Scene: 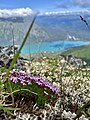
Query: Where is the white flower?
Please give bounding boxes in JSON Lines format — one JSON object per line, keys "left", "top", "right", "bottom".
{"left": 61, "top": 110, "right": 71, "bottom": 119}
{"left": 60, "top": 59, "right": 66, "bottom": 63}
{"left": 72, "top": 113, "right": 76, "bottom": 119}
{"left": 78, "top": 115, "right": 88, "bottom": 120}
{"left": 62, "top": 110, "right": 76, "bottom": 119}
{"left": 53, "top": 82, "right": 57, "bottom": 87}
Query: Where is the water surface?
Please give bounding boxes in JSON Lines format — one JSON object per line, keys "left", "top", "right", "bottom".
{"left": 21, "top": 40, "right": 90, "bottom": 55}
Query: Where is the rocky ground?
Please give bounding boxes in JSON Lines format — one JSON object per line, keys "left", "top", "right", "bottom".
{"left": 0, "top": 45, "right": 29, "bottom": 71}
{"left": 0, "top": 45, "right": 90, "bottom": 120}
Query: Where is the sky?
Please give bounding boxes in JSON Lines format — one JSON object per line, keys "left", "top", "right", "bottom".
{"left": 0, "top": 0, "right": 90, "bottom": 17}
{"left": 0, "top": 0, "right": 90, "bottom": 11}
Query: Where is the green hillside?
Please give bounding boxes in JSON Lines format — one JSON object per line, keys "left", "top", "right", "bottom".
{"left": 61, "top": 44, "right": 90, "bottom": 64}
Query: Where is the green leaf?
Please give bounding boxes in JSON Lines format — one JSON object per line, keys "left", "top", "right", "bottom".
{"left": 87, "top": 107, "right": 90, "bottom": 115}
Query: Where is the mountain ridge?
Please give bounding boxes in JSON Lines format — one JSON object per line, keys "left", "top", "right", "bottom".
{"left": 0, "top": 17, "right": 50, "bottom": 46}
{"left": 0, "top": 13, "right": 90, "bottom": 46}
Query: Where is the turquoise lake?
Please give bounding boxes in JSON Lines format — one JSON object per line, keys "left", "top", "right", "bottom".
{"left": 21, "top": 40, "right": 90, "bottom": 55}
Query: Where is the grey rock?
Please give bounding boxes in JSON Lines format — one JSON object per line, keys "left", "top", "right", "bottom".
{"left": 0, "top": 60, "right": 5, "bottom": 67}
{"left": 0, "top": 45, "right": 29, "bottom": 71}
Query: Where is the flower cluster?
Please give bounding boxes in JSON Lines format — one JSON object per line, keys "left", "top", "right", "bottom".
{"left": 9, "top": 71, "right": 60, "bottom": 96}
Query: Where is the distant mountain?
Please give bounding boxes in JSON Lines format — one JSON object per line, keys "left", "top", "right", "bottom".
{"left": 0, "top": 12, "right": 90, "bottom": 46}
{"left": 36, "top": 14, "right": 90, "bottom": 41}
{"left": 0, "top": 17, "right": 24, "bottom": 23}
{"left": 0, "top": 17, "right": 50, "bottom": 46}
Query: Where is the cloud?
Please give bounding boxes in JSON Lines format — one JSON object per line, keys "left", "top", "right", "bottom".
{"left": 40, "top": 9, "right": 90, "bottom": 16}
{"left": 74, "top": 0, "right": 90, "bottom": 8}
{"left": 40, "top": 11, "right": 74, "bottom": 16}
{"left": 55, "top": 0, "right": 90, "bottom": 9}
{"left": 55, "top": 0, "right": 73, "bottom": 9}
{"left": 0, "top": 8, "right": 36, "bottom": 18}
